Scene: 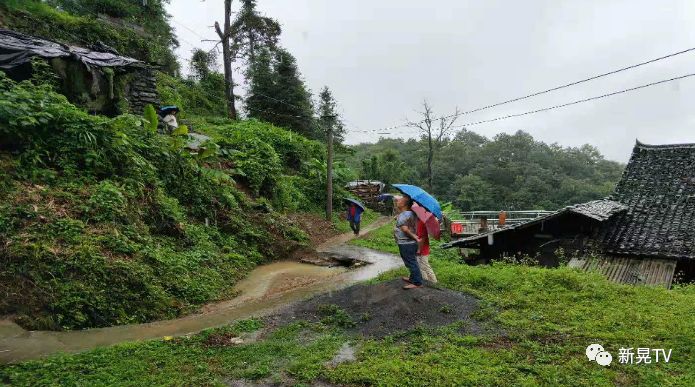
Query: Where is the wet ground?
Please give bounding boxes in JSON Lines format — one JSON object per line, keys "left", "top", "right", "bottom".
{"left": 271, "top": 278, "right": 483, "bottom": 338}
{"left": 0, "top": 223, "right": 401, "bottom": 364}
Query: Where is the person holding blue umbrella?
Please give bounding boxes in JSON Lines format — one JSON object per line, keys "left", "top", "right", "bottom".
{"left": 344, "top": 198, "right": 365, "bottom": 235}
{"left": 391, "top": 184, "right": 444, "bottom": 288}
{"left": 391, "top": 184, "right": 443, "bottom": 221}
{"left": 393, "top": 195, "right": 423, "bottom": 289}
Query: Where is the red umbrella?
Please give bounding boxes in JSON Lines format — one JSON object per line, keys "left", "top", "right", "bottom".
{"left": 412, "top": 203, "right": 441, "bottom": 240}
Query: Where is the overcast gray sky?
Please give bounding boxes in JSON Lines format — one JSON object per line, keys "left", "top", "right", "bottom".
{"left": 168, "top": 0, "right": 695, "bottom": 162}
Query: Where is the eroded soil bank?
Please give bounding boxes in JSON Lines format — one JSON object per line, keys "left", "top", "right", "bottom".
{"left": 0, "top": 228, "right": 399, "bottom": 363}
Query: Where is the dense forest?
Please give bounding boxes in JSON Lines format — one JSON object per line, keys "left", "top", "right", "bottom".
{"left": 347, "top": 130, "right": 624, "bottom": 211}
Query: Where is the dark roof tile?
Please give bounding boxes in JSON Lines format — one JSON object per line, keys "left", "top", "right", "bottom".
{"left": 596, "top": 141, "right": 695, "bottom": 259}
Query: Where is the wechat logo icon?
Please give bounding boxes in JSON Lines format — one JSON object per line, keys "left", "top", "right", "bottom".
{"left": 586, "top": 344, "right": 612, "bottom": 366}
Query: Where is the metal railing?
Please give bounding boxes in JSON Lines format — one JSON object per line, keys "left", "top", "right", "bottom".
{"left": 450, "top": 210, "right": 553, "bottom": 237}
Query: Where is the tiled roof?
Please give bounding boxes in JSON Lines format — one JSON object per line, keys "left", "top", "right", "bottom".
{"left": 569, "top": 200, "right": 627, "bottom": 221}
{"left": 596, "top": 141, "right": 695, "bottom": 259}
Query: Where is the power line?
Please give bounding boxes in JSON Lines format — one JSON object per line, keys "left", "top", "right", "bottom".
{"left": 362, "top": 72, "right": 695, "bottom": 136}
{"left": 451, "top": 72, "right": 695, "bottom": 128}
{"left": 172, "top": 31, "right": 694, "bottom": 137}
{"left": 253, "top": 91, "right": 307, "bottom": 111}
{"left": 362, "top": 46, "right": 695, "bottom": 134}
{"left": 171, "top": 19, "right": 215, "bottom": 41}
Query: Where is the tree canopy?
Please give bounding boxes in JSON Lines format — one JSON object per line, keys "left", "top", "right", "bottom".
{"left": 347, "top": 129, "right": 624, "bottom": 211}
{"left": 245, "top": 48, "right": 316, "bottom": 138}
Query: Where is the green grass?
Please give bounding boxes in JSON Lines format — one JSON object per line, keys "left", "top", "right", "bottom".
{"left": 0, "top": 75, "right": 314, "bottom": 331}
{"left": 2, "top": 222, "right": 694, "bottom": 386}
{"left": 0, "top": 319, "right": 346, "bottom": 386}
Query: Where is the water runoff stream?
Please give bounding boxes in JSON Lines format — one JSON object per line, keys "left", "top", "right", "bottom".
{"left": 0, "top": 220, "right": 400, "bottom": 363}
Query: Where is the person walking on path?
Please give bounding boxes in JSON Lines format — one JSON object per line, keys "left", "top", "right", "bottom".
{"left": 416, "top": 218, "right": 438, "bottom": 283}
{"left": 346, "top": 202, "right": 363, "bottom": 235}
{"left": 394, "top": 195, "right": 423, "bottom": 289}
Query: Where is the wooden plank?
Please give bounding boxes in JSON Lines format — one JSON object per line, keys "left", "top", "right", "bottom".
{"left": 614, "top": 258, "right": 630, "bottom": 282}
{"left": 640, "top": 259, "right": 653, "bottom": 285}
{"left": 571, "top": 256, "right": 676, "bottom": 288}
{"left": 606, "top": 258, "right": 622, "bottom": 281}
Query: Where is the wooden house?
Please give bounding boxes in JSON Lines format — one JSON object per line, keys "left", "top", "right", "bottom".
{"left": 444, "top": 141, "right": 695, "bottom": 287}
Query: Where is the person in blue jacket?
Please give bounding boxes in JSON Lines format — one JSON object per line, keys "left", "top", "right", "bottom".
{"left": 346, "top": 202, "right": 364, "bottom": 235}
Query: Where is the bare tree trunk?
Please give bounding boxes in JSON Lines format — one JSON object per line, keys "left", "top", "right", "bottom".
{"left": 407, "top": 101, "right": 460, "bottom": 191}
{"left": 215, "top": 0, "right": 237, "bottom": 120}
{"left": 248, "top": 32, "right": 256, "bottom": 64}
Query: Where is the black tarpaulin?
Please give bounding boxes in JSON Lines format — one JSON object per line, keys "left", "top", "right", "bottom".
{"left": 0, "top": 29, "right": 143, "bottom": 70}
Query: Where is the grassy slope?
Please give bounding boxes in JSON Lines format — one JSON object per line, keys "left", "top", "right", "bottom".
{"left": 0, "top": 75, "right": 324, "bottom": 331}
{"left": 3, "top": 222, "right": 693, "bottom": 386}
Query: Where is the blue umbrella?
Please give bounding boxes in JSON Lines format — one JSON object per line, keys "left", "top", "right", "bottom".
{"left": 376, "top": 193, "right": 394, "bottom": 202}
{"left": 343, "top": 197, "right": 366, "bottom": 211}
{"left": 392, "top": 184, "right": 442, "bottom": 220}
{"left": 159, "top": 105, "right": 180, "bottom": 114}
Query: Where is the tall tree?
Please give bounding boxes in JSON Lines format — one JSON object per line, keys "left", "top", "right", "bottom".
{"left": 407, "top": 100, "right": 459, "bottom": 190}
{"left": 214, "top": 0, "right": 237, "bottom": 119}
{"left": 272, "top": 49, "right": 315, "bottom": 136}
{"left": 189, "top": 48, "right": 217, "bottom": 81}
{"left": 317, "top": 86, "right": 345, "bottom": 143}
{"left": 212, "top": 0, "right": 282, "bottom": 120}
{"left": 231, "top": 0, "right": 281, "bottom": 66}
{"left": 245, "top": 48, "right": 277, "bottom": 121}
{"left": 246, "top": 49, "right": 315, "bottom": 136}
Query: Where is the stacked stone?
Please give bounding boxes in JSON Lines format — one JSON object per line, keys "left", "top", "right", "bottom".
{"left": 126, "top": 68, "right": 159, "bottom": 115}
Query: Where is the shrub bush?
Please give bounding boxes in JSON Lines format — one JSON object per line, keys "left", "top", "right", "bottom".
{"left": 217, "top": 132, "right": 283, "bottom": 195}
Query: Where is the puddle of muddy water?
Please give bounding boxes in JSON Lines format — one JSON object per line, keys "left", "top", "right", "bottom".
{"left": 0, "top": 245, "right": 401, "bottom": 364}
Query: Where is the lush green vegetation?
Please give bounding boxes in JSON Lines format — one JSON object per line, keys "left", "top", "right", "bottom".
{"left": 3, "top": 222, "right": 692, "bottom": 386}
{"left": 349, "top": 130, "right": 624, "bottom": 211}
{"left": 156, "top": 71, "right": 227, "bottom": 118}
{"left": 0, "top": 73, "right": 336, "bottom": 331}
{"left": 0, "top": 0, "right": 179, "bottom": 73}
{"left": 0, "top": 1, "right": 362, "bottom": 332}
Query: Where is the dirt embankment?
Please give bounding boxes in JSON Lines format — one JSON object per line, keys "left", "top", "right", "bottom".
{"left": 270, "top": 279, "right": 486, "bottom": 338}
{"left": 287, "top": 213, "right": 343, "bottom": 247}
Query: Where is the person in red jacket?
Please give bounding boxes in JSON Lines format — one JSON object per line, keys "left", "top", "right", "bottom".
{"left": 416, "top": 218, "right": 438, "bottom": 283}
{"left": 346, "top": 203, "right": 363, "bottom": 235}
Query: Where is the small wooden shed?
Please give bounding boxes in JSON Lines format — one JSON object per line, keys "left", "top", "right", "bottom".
{"left": 0, "top": 29, "right": 158, "bottom": 116}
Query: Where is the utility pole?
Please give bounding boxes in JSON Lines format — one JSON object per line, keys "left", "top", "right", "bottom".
{"left": 325, "top": 117, "right": 334, "bottom": 220}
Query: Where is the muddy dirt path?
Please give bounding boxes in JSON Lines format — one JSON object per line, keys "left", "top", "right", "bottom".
{"left": 0, "top": 218, "right": 399, "bottom": 364}
{"left": 315, "top": 216, "right": 392, "bottom": 252}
